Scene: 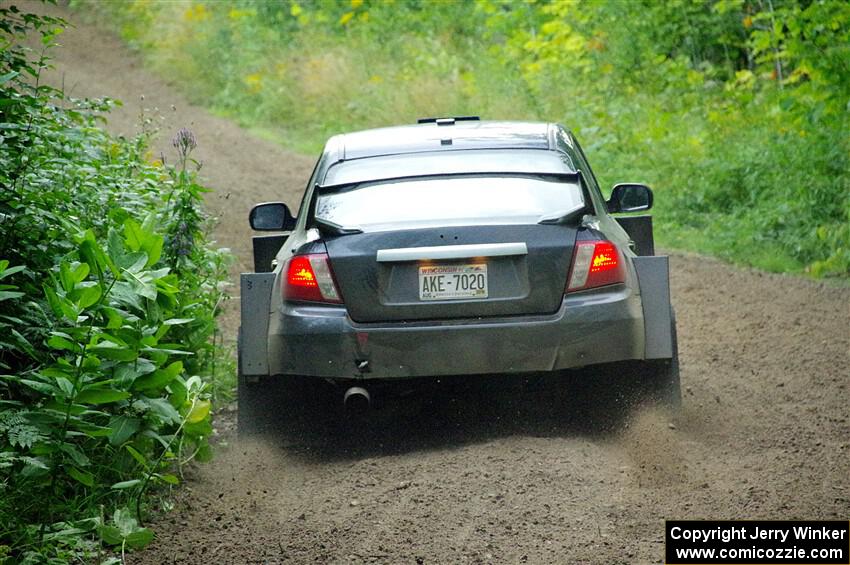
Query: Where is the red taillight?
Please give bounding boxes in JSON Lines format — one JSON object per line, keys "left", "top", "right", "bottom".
{"left": 566, "top": 240, "right": 625, "bottom": 292}
{"left": 283, "top": 253, "right": 343, "bottom": 303}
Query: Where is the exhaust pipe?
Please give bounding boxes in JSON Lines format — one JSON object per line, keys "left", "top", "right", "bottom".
{"left": 344, "top": 386, "right": 371, "bottom": 413}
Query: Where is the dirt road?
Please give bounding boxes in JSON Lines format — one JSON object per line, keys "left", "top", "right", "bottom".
{"left": 32, "top": 5, "right": 850, "bottom": 564}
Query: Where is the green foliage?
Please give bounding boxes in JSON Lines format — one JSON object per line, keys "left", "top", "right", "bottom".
{"left": 0, "top": 4, "right": 231, "bottom": 562}
{"left": 87, "top": 0, "right": 849, "bottom": 277}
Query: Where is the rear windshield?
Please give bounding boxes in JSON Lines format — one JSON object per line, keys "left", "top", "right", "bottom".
{"left": 314, "top": 175, "right": 585, "bottom": 233}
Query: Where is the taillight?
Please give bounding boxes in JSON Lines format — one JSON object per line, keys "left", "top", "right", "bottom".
{"left": 566, "top": 240, "right": 625, "bottom": 292}
{"left": 283, "top": 253, "right": 343, "bottom": 303}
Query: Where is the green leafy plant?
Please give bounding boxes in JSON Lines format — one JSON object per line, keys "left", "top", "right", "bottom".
{"left": 0, "top": 3, "right": 232, "bottom": 562}
{"left": 98, "top": 508, "right": 154, "bottom": 561}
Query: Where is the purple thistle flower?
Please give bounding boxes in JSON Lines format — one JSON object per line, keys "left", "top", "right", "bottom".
{"left": 172, "top": 128, "right": 197, "bottom": 159}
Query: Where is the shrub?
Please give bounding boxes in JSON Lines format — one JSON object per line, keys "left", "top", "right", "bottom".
{"left": 0, "top": 4, "right": 231, "bottom": 562}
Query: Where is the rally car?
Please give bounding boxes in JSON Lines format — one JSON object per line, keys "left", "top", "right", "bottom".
{"left": 239, "top": 117, "right": 679, "bottom": 433}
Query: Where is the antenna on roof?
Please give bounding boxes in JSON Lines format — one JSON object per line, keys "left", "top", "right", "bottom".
{"left": 417, "top": 116, "right": 481, "bottom": 125}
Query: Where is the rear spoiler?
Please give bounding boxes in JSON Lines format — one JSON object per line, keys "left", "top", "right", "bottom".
{"left": 314, "top": 217, "right": 363, "bottom": 236}
{"left": 538, "top": 206, "right": 587, "bottom": 226}
{"left": 315, "top": 171, "right": 581, "bottom": 194}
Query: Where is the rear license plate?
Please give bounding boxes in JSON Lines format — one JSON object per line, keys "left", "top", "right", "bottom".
{"left": 419, "top": 263, "right": 488, "bottom": 301}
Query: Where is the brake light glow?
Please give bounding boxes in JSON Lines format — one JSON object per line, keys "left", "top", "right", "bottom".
{"left": 288, "top": 257, "right": 317, "bottom": 287}
{"left": 567, "top": 241, "right": 625, "bottom": 292}
{"left": 590, "top": 242, "right": 619, "bottom": 273}
{"left": 283, "top": 254, "right": 342, "bottom": 303}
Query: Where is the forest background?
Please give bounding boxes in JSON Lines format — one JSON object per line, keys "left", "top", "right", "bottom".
{"left": 92, "top": 0, "right": 850, "bottom": 277}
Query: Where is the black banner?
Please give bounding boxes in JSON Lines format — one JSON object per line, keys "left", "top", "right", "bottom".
{"left": 665, "top": 520, "right": 849, "bottom": 564}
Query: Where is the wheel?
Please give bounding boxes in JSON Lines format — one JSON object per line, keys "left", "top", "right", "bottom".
{"left": 645, "top": 315, "right": 682, "bottom": 411}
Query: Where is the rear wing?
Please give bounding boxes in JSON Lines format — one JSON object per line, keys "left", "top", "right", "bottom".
{"left": 315, "top": 171, "right": 580, "bottom": 194}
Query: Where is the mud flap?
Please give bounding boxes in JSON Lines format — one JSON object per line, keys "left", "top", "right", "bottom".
{"left": 240, "top": 273, "right": 276, "bottom": 376}
{"left": 252, "top": 234, "right": 287, "bottom": 273}
{"left": 633, "top": 256, "right": 673, "bottom": 359}
{"left": 615, "top": 215, "right": 654, "bottom": 256}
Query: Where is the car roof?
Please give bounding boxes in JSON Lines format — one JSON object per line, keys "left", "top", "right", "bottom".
{"left": 326, "top": 120, "right": 558, "bottom": 161}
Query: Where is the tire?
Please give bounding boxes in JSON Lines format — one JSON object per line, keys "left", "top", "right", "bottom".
{"left": 645, "top": 315, "right": 682, "bottom": 411}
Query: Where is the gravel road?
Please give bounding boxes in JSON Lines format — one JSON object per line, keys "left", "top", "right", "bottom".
{"left": 29, "top": 5, "right": 850, "bottom": 564}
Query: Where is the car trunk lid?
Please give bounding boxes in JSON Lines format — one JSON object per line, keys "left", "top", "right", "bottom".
{"left": 324, "top": 225, "right": 576, "bottom": 323}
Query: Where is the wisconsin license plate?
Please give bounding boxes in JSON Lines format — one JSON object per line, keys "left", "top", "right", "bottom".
{"left": 419, "top": 263, "right": 488, "bottom": 301}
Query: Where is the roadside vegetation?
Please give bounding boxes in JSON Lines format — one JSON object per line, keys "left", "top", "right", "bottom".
{"left": 0, "top": 5, "right": 231, "bottom": 562}
{"left": 89, "top": 0, "right": 849, "bottom": 277}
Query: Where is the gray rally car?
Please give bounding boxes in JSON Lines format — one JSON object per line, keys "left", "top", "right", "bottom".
{"left": 239, "top": 117, "right": 679, "bottom": 433}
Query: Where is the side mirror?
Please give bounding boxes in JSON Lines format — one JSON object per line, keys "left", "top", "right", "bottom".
{"left": 607, "top": 183, "right": 653, "bottom": 213}
{"left": 249, "top": 202, "right": 296, "bottom": 231}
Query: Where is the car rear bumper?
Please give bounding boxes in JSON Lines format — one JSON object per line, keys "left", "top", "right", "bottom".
{"left": 268, "top": 284, "right": 645, "bottom": 380}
